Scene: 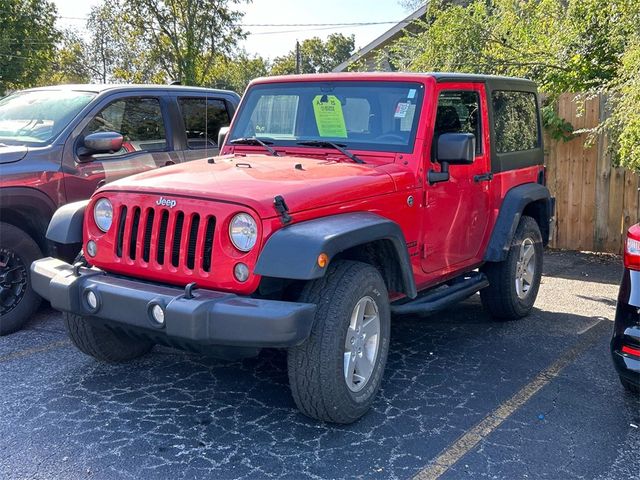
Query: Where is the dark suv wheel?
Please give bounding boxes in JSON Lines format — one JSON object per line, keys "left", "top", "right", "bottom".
{"left": 0, "top": 222, "right": 43, "bottom": 335}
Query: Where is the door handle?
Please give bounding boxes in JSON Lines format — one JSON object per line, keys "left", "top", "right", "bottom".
{"left": 473, "top": 173, "right": 493, "bottom": 183}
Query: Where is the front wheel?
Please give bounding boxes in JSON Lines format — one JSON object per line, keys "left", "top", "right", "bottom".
{"left": 64, "top": 313, "right": 153, "bottom": 362}
{"left": 480, "top": 215, "right": 543, "bottom": 320}
{"left": 287, "top": 260, "right": 390, "bottom": 424}
{"left": 0, "top": 222, "right": 43, "bottom": 335}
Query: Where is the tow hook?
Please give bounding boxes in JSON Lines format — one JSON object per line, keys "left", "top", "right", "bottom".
{"left": 183, "top": 282, "right": 198, "bottom": 299}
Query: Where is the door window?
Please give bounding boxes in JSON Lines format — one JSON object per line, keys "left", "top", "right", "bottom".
{"left": 178, "top": 97, "right": 231, "bottom": 149}
{"left": 82, "top": 97, "right": 167, "bottom": 156}
{"left": 434, "top": 90, "right": 482, "bottom": 155}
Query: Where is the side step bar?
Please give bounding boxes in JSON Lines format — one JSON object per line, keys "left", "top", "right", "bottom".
{"left": 390, "top": 272, "right": 489, "bottom": 316}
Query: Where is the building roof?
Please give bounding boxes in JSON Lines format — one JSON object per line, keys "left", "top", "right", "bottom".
{"left": 332, "top": 3, "right": 429, "bottom": 72}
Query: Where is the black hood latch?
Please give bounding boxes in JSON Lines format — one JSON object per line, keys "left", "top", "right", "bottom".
{"left": 274, "top": 195, "right": 292, "bottom": 225}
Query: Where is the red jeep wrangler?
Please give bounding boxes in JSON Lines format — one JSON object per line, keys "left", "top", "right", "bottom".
{"left": 32, "top": 73, "right": 554, "bottom": 423}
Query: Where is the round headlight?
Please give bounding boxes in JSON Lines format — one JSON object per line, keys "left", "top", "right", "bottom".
{"left": 229, "top": 213, "right": 257, "bottom": 252}
{"left": 93, "top": 198, "right": 113, "bottom": 232}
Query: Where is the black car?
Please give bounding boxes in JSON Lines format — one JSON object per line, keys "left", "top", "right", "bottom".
{"left": 611, "top": 223, "right": 640, "bottom": 393}
{"left": 0, "top": 84, "right": 240, "bottom": 335}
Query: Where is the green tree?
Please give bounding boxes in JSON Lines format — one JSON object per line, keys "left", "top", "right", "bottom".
{"left": 607, "top": 35, "right": 640, "bottom": 170}
{"left": 202, "top": 53, "right": 268, "bottom": 93}
{"left": 271, "top": 34, "right": 355, "bottom": 75}
{"left": 43, "top": 30, "right": 93, "bottom": 85}
{"left": 0, "top": 0, "right": 59, "bottom": 94}
{"left": 370, "top": 0, "right": 640, "bottom": 166}
{"left": 122, "top": 0, "right": 249, "bottom": 85}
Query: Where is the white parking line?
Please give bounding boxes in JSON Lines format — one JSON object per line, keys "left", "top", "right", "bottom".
{"left": 412, "top": 321, "right": 607, "bottom": 480}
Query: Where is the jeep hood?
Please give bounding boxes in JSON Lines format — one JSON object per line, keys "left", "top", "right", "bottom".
{"left": 0, "top": 145, "right": 28, "bottom": 164}
{"left": 102, "top": 155, "right": 402, "bottom": 219}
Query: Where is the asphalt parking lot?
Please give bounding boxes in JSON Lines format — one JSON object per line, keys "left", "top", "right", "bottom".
{"left": 1, "top": 250, "right": 638, "bottom": 479}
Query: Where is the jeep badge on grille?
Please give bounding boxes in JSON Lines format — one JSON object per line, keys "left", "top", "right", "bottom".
{"left": 156, "top": 196, "right": 177, "bottom": 208}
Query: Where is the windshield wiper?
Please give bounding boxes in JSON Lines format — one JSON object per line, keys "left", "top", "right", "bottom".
{"left": 229, "top": 137, "right": 279, "bottom": 156}
{"left": 296, "top": 140, "right": 365, "bottom": 164}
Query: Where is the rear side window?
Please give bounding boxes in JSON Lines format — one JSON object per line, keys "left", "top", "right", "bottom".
{"left": 178, "top": 98, "right": 230, "bottom": 149}
{"left": 492, "top": 91, "right": 539, "bottom": 153}
{"left": 83, "top": 97, "right": 167, "bottom": 155}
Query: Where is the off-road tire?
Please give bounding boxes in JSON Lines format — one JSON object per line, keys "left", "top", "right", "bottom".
{"left": 0, "top": 222, "right": 43, "bottom": 335}
{"left": 64, "top": 312, "right": 153, "bottom": 362}
{"left": 287, "top": 260, "right": 390, "bottom": 424}
{"left": 480, "top": 215, "right": 543, "bottom": 320}
{"left": 620, "top": 376, "right": 640, "bottom": 394}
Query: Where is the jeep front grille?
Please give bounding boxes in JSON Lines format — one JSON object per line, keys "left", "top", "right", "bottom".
{"left": 115, "top": 205, "right": 216, "bottom": 273}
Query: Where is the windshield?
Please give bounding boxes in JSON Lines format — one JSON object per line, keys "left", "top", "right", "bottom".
{"left": 228, "top": 81, "right": 425, "bottom": 154}
{"left": 0, "top": 90, "right": 96, "bottom": 146}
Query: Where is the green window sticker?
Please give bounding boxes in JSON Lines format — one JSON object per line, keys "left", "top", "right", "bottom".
{"left": 312, "top": 95, "right": 347, "bottom": 138}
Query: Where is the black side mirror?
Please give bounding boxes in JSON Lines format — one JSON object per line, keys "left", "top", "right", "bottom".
{"left": 78, "top": 131, "right": 124, "bottom": 159}
{"left": 218, "top": 126, "right": 230, "bottom": 149}
{"left": 428, "top": 133, "right": 476, "bottom": 184}
{"left": 437, "top": 133, "right": 475, "bottom": 165}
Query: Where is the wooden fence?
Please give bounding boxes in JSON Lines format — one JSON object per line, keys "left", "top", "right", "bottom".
{"left": 545, "top": 93, "right": 639, "bottom": 254}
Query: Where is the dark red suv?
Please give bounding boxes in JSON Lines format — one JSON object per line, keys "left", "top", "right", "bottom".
{"left": 0, "top": 84, "right": 240, "bottom": 334}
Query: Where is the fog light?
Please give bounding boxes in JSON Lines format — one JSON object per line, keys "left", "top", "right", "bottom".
{"left": 150, "top": 304, "right": 165, "bottom": 326}
{"left": 234, "top": 262, "right": 249, "bottom": 282}
{"left": 85, "top": 290, "right": 98, "bottom": 311}
{"left": 86, "top": 240, "right": 97, "bottom": 257}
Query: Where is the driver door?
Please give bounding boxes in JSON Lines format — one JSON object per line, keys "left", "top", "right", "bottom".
{"left": 62, "top": 94, "right": 180, "bottom": 203}
{"left": 422, "top": 84, "right": 492, "bottom": 274}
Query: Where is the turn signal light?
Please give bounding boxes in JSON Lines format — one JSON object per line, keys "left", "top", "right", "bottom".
{"left": 624, "top": 224, "right": 640, "bottom": 271}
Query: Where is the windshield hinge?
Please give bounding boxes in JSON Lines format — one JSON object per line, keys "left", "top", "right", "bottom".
{"left": 274, "top": 195, "right": 292, "bottom": 225}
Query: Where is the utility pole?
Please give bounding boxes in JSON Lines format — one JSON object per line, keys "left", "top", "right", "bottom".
{"left": 295, "top": 40, "right": 301, "bottom": 74}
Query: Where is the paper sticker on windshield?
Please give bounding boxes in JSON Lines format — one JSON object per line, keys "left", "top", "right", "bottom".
{"left": 312, "top": 95, "right": 347, "bottom": 138}
{"left": 407, "top": 89, "right": 416, "bottom": 99}
{"left": 394, "top": 102, "right": 411, "bottom": 119}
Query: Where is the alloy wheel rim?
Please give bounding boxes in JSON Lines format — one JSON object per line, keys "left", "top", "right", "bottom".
{"left": 0, "top": 248, "right": 28, "bottom": 315}
{"left": 343, "top": 296, "right": 380, "bottom": 392}
{"left": 515, "top": 238, "right": 535, "bottom": 299}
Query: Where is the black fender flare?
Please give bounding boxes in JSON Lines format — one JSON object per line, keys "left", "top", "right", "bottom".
{"left": 254, "top": 212, "right": 417, "bottom": 298}
{"left": 0, "top": 187, "right": 58, "bottom": 253}
{"left": 46, "top": 200, "right": 89, "bottom": 245}
{"left": 484, "top": 183, "right": 553, "bottom": 262}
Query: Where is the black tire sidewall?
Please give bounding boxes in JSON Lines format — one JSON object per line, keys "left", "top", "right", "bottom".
{"left": 507, "top": 217, "right": 543, "bottom": 315}
{"left": 0, "top": 222, "right": 43, "bottom": 335}
{"left": 308, "top": 262, "right": 390, "bottom": 418}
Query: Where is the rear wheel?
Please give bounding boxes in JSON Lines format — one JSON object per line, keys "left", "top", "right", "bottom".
{"left": 64, "top": 312, "right": 153, "bottom": 362}
{"left": 481, "top": 215, "right": 543, "bottom": 320}
{"left": 0, "top": 222, "right": 43, "bottom": 335}
{"left": 287, "top": 260, "right": 390, "bottom": 424}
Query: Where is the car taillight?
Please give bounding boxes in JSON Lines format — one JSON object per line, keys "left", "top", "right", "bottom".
{"left": 624, "top": 224, "right": 640, "bottom": 270}
{"left": 622, "top": 344, "right": 640, "bottom": 357}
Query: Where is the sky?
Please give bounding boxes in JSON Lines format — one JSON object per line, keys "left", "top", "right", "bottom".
{"left": 53, "top": 0, "right": 411, "bottom": 60}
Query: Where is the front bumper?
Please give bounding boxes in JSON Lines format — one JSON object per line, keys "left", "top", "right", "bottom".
{"left": 611, "top": 268, "right": 640, "bottom": 387}
{"left": 31, "top": 257, "right": 317, "bottom": 348}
